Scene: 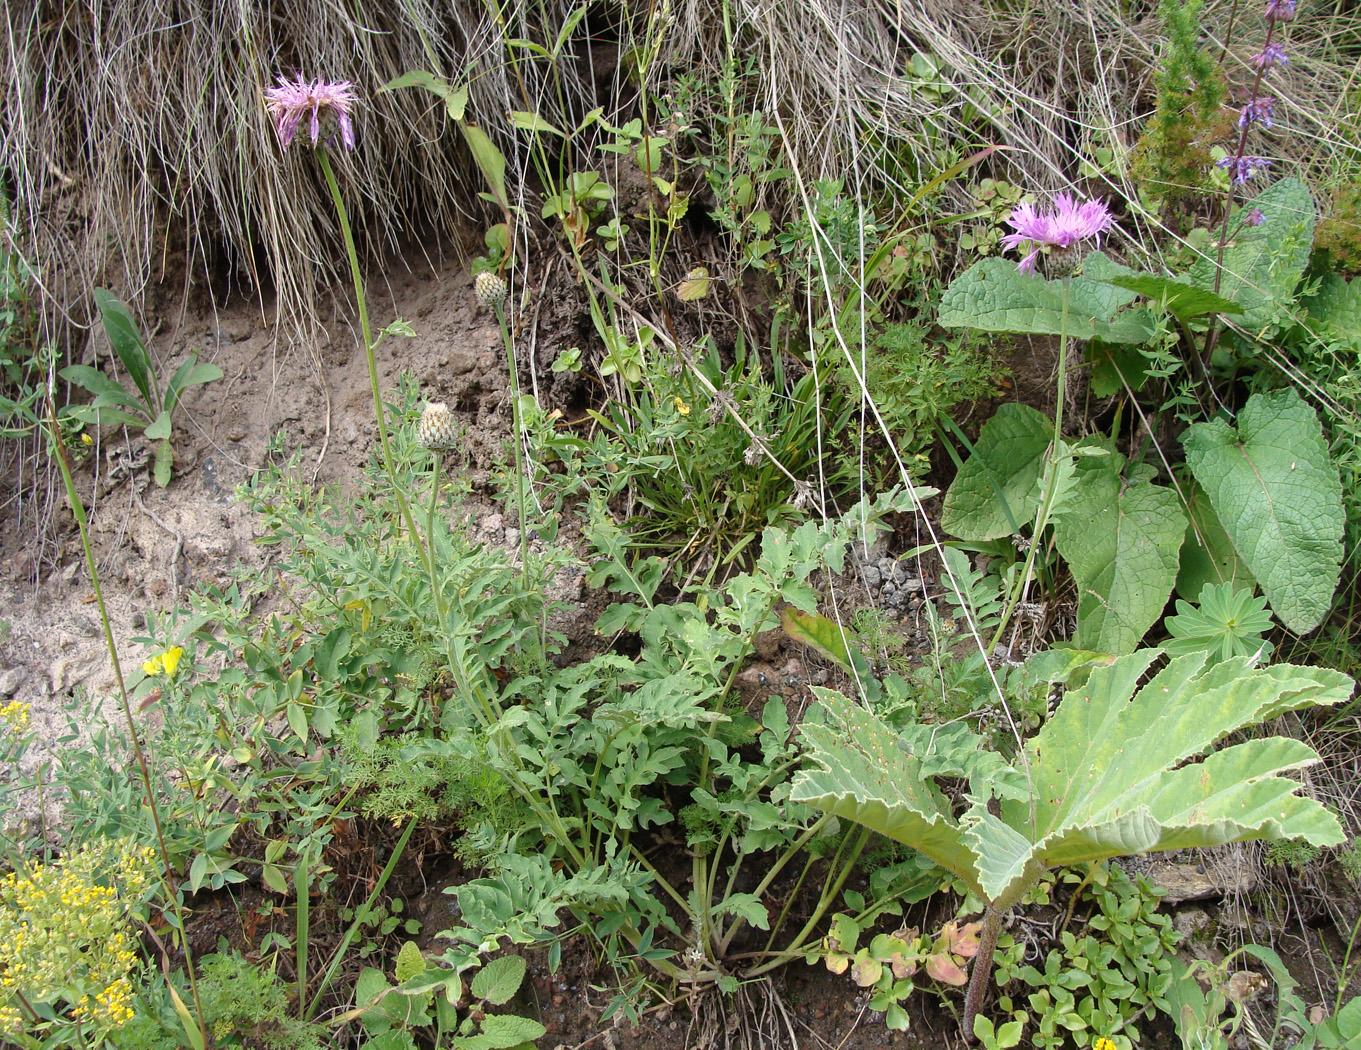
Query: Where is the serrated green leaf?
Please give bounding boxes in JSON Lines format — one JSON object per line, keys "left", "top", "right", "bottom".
{"left": 716, "top": 892, "right": 770, "bottom": 930}
{"left": 1303, "top": 273, "right": 1361, "bottom": 350}
{"left": 1052, "top": 458, "right": 1186, "bottom": 654}
{"left": 471, "top": 955, "right": 526, "bottom": 1005}
{"left": 395, "top": 941, "right": 426, "bottom": 983}
{"left": 466, "top": 1014, "right": 546, "bottom": 1049}
{"left": 1182, "top": 388, "right": 1344, "bottom": 633}
{"left": 1187, "top": 178, "right": 1315, "bottom": 328}
{"left": 790, "top": 691, "right": 981, "bottom": 895}
{"left": 941, "top": 403, "right": 1052, "bottom": 541}
{"left": 938, "top": 252, "right": 1139, "bottom": 338}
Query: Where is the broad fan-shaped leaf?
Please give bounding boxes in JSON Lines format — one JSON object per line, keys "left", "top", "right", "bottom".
{"left": 791, "top": 690, "right": 979, "bottom": 892}
{"left": 793, "top": 652, "right": 1351, "bottom": 909}
{"left": 941, "top": 404, "right": 1052, "bottom": 541}
{"left": 1182, "top": 388, "right": 1344, "bottom": 633}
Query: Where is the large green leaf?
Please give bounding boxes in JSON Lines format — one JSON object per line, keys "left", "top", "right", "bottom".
{"left": 1303, "top": 273, "right": 1361, "bottom": 351}
{"left": 794, "top": 651, "right": 1351, "bottom": 909}
{"left": 1182, "top": 388, "right": 1344, "bottom": 633}
{"left": 1175, "top": 479, "right": 1254, "bottom": 601}
{"left": 941, "top": 404, "right": 1052, "bottom": 541}
{"left": 1052, "top": 459, "right": 1186, "bottom": 654}
{"left": 791, "top": 691, "right": 979, "bottom": 894}
{"left": 1187, "top": 178, "right": 1315, "bottom": 329}
{"left": 938, "top": 252, "right": 1149, "bottom": 341}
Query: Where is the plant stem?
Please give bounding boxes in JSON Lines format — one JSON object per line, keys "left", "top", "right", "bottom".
{"left": 1202, "top": 19, "right": 1277, "bottom": 363}
{"left": 45, "top": 400, "right": 207, "bottom": 1045}
{"left": 317, "top": 148, "right": 421, "bottom": 547}
{"left": 989, "top": 284, "right": 1070, "bottom": 657}
{"left": 493, "top": 300, "right": 531, "bottom": 584}
{"left": 306, "top": 816, "right": 417, "bottom": 1020}
{"left": 962, "top": 904, "right": 1004, "bottom": 1043}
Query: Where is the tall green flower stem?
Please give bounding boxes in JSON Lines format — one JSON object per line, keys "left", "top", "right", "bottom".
{"left": 45, "top": 400, "right": 207, "bottom": 1047}
{"left": 988, "top": 284, "right": 1071, "bottom": 658}
{"left": 491, "top": 300, "right": 531, "bottom": 583}
{"left": 317, "top": 148, "right": 422, "bottom": 550}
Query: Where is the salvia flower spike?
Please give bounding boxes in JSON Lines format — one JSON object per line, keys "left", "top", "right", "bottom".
{"left": 998, "top": 192, "right": 1115, "bottom": 273}
{"left": 1265, "top": 0, "right": 1296, "bottom": 21}
{"left": 1251, "top": 43, "right": 1289, "bottom": 69}
{"left": 265, "top": 74, "right": 358, "bottom": 151}
{"left": 1217, "top": 154, "right": 1272, "bottom": 185}
{"left": 1238, "top": 96, "right": 1276, "bottom": 129}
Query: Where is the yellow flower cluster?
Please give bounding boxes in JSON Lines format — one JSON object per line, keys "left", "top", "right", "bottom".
{"left": 0, "top": 700, "right": 29, "bottom": 732}
{"left": 0, "top": 840, "right": 155, "bottom": 1038}
{"left": 142, "top": 645, "right": 184, "bottom": 678}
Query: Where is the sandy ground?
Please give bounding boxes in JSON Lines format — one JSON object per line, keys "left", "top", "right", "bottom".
{"left": 0, "top": 256, "right": 512, "bottom": 825}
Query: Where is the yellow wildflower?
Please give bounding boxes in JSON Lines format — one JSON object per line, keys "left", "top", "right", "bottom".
{"left": 141, "top": 645, "right": 184, "bottom": 678}
{"left": 0, "top": 700, "right": 29, "bottom": 732}
{"left": 0, "top": 841, "right": 152, "bottom": 1037}
{"left": 673, "top": 396, "right": 691, "bottom": 416}
{"left": 1093, "top": 1039, "right": 1117, "bottom": 1050}
{"left": 80, "top": 432, "right": 94, "bottom": 447}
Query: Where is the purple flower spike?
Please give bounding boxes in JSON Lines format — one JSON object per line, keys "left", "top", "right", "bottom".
{"left": 1238, "top": 96, "right": 1276, "bottom": 129}
{"left": 1251, "top": 43, "right": 1289, "bottom": 69}
{"left": 1265, "top": 0, "right": 1296, "bottom": 21}
{"left": 1245, "top": 208, "right": 1266, "bottom": 226}
{"left": 999, "top": 192, "right": 1115, "bottom": 273}
{"left": 265, "top": 75, "right": 358, "bottom": 150}
{"left": 1216, "top": 155, "right": 1272, "bottom": 185}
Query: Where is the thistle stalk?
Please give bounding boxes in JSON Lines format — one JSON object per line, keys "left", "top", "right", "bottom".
{"left": 317, "top": 147, "right": 422, "bottom": 549}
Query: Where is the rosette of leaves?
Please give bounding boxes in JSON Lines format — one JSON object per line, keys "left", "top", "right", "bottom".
{"left": 1164, "top": 583, "right": 1274, "bottom": 664}
{"left": 61, "top": 289, "right": 222, "bottom": 485}
{"left": 791, "top": 648, "right": 1353, "bottom": 1039}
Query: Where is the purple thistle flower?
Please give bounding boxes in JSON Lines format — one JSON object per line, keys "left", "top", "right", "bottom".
{"left": 1265, "top": 0, "right": 1296, "bottom": 20}
{"left": 265, "top": 75, "right": 358, "bottom": 150}
{"left": 1251, "top": 43, "right": 1289, "bottom": 69}
{"left": 1245, "top": 207, "right": 1266, "bottom": 226}
{"left": 999, "top": 192, "right": 1115, "bottom": 273}
{"left": 1216, "top": 155, "right": 1272, "bottom": 185}
{"left": 1237, "top": 96, "right": 1276, "bottom": 129}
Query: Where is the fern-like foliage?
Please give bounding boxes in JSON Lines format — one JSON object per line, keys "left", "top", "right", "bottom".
{"left": 792, "top": 649, "right": 1351, "bottom": 910}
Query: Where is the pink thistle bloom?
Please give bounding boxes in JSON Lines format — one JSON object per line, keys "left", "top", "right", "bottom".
{"left": 999, "top": 193, "right": 1115, "bottom": 273}
{"left": 265, "top": 74, "right": 358, "bottom": 150}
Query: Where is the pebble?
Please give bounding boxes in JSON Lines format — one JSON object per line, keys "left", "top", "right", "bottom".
{"left": 0, "top": 666, "right": 26, "bottom": 697}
